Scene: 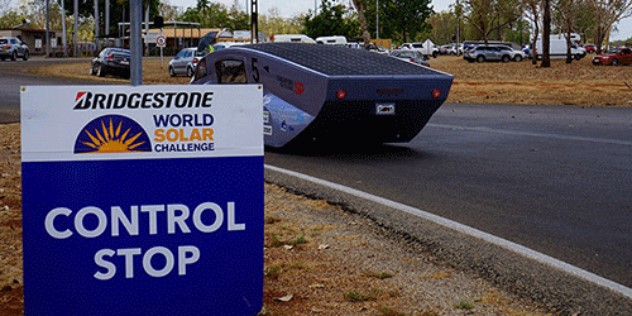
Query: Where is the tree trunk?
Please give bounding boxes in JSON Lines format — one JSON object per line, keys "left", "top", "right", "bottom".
{"left": 351, "top": 0, "right": 371, "bottom": 49}
{"left": 566, "top": 28, "right": 572, "bottom": 63}
{"left": 532, "top": 23, "right": 538, "bottom": 65}
{"left": 541, "top": 0, "right": 551, "bottom": 68}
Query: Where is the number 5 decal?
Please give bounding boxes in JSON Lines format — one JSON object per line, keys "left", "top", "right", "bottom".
{"left": 251, "top": 58, "right": 260, "bottom": 82}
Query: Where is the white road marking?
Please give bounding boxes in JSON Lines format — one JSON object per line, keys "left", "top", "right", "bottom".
{"left": 265, "top": 164, "right": 632, "bottom": 299}
{"left": 428, "top": 123, "right": 632, "bottom": 146}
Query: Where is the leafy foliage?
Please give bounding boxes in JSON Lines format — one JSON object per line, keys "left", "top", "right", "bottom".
{"left": 303, "top": 0, "right": 359, "bottom": 39}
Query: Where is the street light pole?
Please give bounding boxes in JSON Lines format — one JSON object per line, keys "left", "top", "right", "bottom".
{"left": 376, "top": 0, "right": 379, "bottom": 39}
{"left": 60, "top": 0, "right": 67, "bottom": 56}
{"left": 130, "top": 0, "right": 143, "bottom": 85}
{"left": 73, "top": 0, "right": 78, "bottom": 57}
{"left": 45, "top": 0, "right": 50, "bottom": 57}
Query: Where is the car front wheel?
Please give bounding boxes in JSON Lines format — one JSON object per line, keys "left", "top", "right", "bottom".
{"left": 11, "top": 51, "right": 17, "bottom": 61}
{"left": 186, "top": 66, "right": 194, "bottom": 77}
{"left": 22, "top": 51, "right": 29, "bottom": 61}
{"left": 169, "top": 66, "right": 176, "bottom": 77}
{"left": 476, "top": 55, "right": 485, "bottom": 63}
{"left": 513, "top": 55, "right": 522, "bottom": 62}
{"left": 501, "top": 55, "right": 510, "bottom": 63}
{"left": 611, "top": 58, "right": 619, "bottom": 66}
{"left": 96, "top": 64, "right": 105, "bottom": 77}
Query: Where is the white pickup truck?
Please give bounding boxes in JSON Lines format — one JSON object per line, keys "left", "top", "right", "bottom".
{"left": 401, "top": 40, "right": 439, "bottom": 58}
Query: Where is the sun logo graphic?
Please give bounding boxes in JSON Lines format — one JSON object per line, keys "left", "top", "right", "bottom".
{"left": 74, "top": 115, "right": 152, "bottom": 154}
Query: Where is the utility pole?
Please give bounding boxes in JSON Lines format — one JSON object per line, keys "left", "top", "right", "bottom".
{"left": 73, "top": 0, "right": 78, "bottom": 57}
{"left": 251, "top": 0, "right": 258, "bottom": 43}
{"left": 94, "top": 0, "right": 100, "bottom": 52}
{"left": 376, "top": 0, "right": 379, "bottom": 39}
{"left": 105, "top": 0, "right": 110, "bottom": 46}
{"left": 45, "top": 0, "right": 50, "bottom": 57}
{"left": 130, "top": 0, "right": 143, "bottom": 85}
{"left": 60, "top": 0, "right": 67, "bottom": 56}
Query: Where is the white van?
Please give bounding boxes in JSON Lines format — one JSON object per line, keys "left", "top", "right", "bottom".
{"left": 270, "top": 34, "right": 316, "bottom": 44}
{"left": 534, "top": 33, "right": 586, "bottom": 60}
{"left": 315, "top": 36, "right": 348, "bottom": 45}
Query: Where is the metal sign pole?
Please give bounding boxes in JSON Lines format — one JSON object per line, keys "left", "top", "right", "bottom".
{"left": 160, "top": 28, "right": 164, "bottom": 69}
{"left": 130, "top": 0, "right": 142, "bottom": 85}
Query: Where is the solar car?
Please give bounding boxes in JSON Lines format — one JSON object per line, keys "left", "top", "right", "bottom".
{"left": 191, "top": 43, "right": 453, "bottom": 148}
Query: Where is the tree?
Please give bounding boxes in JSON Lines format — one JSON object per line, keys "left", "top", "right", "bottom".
{"left": 590, "top": 0, "right": 632, "bottom": 53}
{"left": 181, "top": 1, "right": 229, "bottom": 27}
{"left": 350, "top": 0, "right": 371, "bottom": 47}
{"left": 427, "top": 11, "right": 458, "bottom": 44}
{"left": 303, "top": 0, "right": 358, "bottom": 39}
{"left": 541, "top": 0, "right": 552, "bottom": 67}
{"left": 555, "top": 0, "right": 576, "bottom": 63}
{"left": 227, "top": 0, "right": 249, "bottom": 30}
{"left": 381, "top": 0, "right": 433, "bottom": 43}
{"left": 0, "top": 10, "right": 25, "bottom": 29}
{"left": 259, "top": 7, "right": 304, "bottom": 36}
{"left": 463, "top": 0, "right": 522, "bottom": 44}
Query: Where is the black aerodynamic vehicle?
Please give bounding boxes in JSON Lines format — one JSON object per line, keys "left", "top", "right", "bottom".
{"left": 90, "top": 48, "right": 131, "bottom": 79}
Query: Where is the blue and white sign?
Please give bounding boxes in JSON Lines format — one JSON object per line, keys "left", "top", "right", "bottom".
{"left": 21, "top": 85, "right": 264, "bottom": 315}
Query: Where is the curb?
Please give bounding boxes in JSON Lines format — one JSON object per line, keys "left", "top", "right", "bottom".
{"left": 265, "top": 165, "right": 632, "bottom": 314}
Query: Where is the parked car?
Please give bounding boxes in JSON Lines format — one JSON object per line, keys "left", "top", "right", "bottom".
{"left": 168, "top": 47, "right": 204, "bottom": 77}
{"left": 0, "top": 36, "right": 29, "bottom": 61}
{"left": 583, "top": 43, "right": 596, "bottom": 54}
{"left": 388, "top": 49, "right": 430, "bottom": 67}
{"left": 498, "top": 45, "right": 528, "bottom": 61}
{"left": 464, "top": 45, "right": 513, "bottom": 63}
{"left": 592, "top": 47, "right": 632, "bottom": 66}
{"left": 439, "top": 44, "right": 458, "bottom": 55}
{"left": 90, "top": 48, "right": 130, "bottom": 79}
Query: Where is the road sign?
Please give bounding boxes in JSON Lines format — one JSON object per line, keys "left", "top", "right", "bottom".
{"left": 156, "top": 35, "right": 166, "bottom": 47}
{"left": 144, "top": 32, "right": 161, "bottom": 44}
{"left": 21, "top": 85, "right": 264, "bottom": 315}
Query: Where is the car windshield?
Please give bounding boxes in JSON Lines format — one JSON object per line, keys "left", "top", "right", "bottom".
{"left": 396, "top": 51, "right": 415, "bottom": 58}
{"left": 0, "top": 39, "right": 6, "bottom": 44}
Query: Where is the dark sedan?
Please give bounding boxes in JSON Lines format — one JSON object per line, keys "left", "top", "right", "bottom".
{"left": 90, "top": 48, "right": 131, "bottom": 79}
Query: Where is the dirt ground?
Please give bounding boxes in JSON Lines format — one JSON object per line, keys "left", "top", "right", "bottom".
{"left": 31, "top": 53, "right": 632, "bottom": 107}
{"left": 0, "top": 123, "right": 550, "bottom": 315}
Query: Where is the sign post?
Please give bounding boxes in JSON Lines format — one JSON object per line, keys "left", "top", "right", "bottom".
{"left": 156, "top": 33, "right": 166, "bottom": 68}
{"left": 21, "top": 85, "right": 264, "bottom": 315}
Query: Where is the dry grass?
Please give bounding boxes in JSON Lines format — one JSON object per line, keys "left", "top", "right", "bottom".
{"left": 430, "top": 55, "right": 632, "bottom": 106}
{"left": 31, "top": 54, "right": 632, "bottom": 107}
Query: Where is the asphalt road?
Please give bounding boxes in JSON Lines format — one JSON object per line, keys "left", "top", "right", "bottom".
{"left": 266, "top": 103, "right": 632, "bottom": 288}
{"left": 2, "top": 59, "right": 630, "bottom": 288}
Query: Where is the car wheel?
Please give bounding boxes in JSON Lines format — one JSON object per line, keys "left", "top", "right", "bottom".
{"left": 186, "top": 66, "right": 194, "bottom": 77}
{"left": 611, "top": 58, "right": 619, "bottom": 66}
{"left": 513, "top": 55, "right": 522, "bottom": 62}
{"left": 96, "top": 64, "right": 105, "bottom": 77}
{"left": 22, "top": 51, "right": 29, "bottom": 61}
{"left": 11, "top": 51, "right": 17, "bottom": 61}
{"left": 89, "top": 65, "right": 95, "bottom": 75}
{"left": 432, "top": 52, "right": 438, "bottom": 58}
{"left": 169, "top": 66, "right": 176, "bottom": 77}
{"left": 501, "top": 55, "right": 510, "bottom": 63}
{"left": 574, "top": 54, "right": 582, "bottom": 61}
{"left": 476, "top": 55, "right": 485, "bottom": 63}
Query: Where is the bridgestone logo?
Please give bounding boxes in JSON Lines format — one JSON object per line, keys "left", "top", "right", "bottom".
{"left": 74, "top": 91, "right": 214, "bottom": 110}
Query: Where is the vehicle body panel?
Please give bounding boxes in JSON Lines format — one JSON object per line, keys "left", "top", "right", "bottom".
{"left": 0, "top": 36, "right": 29, "bottom": 61}
{"left": 191, "top": 43, "right": 453, "bottom": 148}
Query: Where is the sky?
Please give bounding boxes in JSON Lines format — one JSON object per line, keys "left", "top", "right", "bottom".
{"left": 7, "top": 0, "right": 632, "bottom": 41}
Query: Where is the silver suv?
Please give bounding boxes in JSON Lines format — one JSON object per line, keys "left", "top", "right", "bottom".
{"left": 0, "top": 37, "right": 29, "bottom": 61}
{"left": 464, "top": 46, "right": 512, "bottom": 63}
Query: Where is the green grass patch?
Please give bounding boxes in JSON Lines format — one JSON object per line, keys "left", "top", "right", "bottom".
{"left": 344, "top": 291, "right": 376, "bottom": 302}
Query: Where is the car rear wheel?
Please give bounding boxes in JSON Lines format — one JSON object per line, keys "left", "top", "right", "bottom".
{"left": 186, "top": 66, "right": 194, "bottom": 77}
{"left": 501, "top": 55, "right": 510, "bottom": 63}
{"left": 22, "top": 51, "right": 29, "bottom": 61}
{"left": 476, "top": 55, "right": 485, "bottom": 63}
{"left": 611, "top": 58, "right": 619, "bottom": 66}
{"left": 11, "top": 51, "right": 17, "bottom": 61}
{"left": 513, "top": 55, "right": 522, "bottom": 62}
{"left": 169, "top": 66, "right": 176, "bottom": 77}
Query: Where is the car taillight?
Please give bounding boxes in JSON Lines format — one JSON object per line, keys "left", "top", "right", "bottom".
{"left": 107, "top": 55, "right": 113, "bottom": 61}
{"left": 432, "top": 89, "right": 441, "bottom": 99}
{"left": 336, "top": 89, "right": 346, "bottom": 100}
{"left": 193, "top": 57, "right": 199, "bottom": 63}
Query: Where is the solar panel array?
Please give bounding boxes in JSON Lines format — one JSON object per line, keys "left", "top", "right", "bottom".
{"left": 240, "top": 43, "right": 442, "bottom": 76}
